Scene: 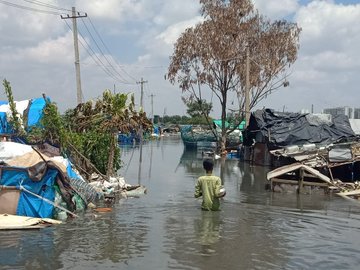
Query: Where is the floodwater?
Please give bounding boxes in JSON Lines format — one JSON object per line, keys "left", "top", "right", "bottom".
{"left": 1, "top": 136, "right": 360, "bottom": 270}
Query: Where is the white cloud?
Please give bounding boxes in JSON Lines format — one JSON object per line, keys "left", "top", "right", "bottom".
{"left": 76, "top": 0, "right": 144, "bottom": 22}
{"left": 1, "top": 0, "right": 359, "bottom": 117}
{"left": 0, "top": 2, "right": 64, "bottom": 47}
{"left": 156, "top": 17, "right": 203, "bottom": 46}
{"left": 253, "top": 0, "right": 299, "bottom": 19}
{"left": 296, "top": 1, "right": 360, "bottom": 53}
{"left": 150, "top": 0, "right": 200, "bottom": 26}
{"left": 23, "top": 32, "right": 74, "bottom": 64}
{"left": 292, "top": 1, "right": 360, "bottom": 107}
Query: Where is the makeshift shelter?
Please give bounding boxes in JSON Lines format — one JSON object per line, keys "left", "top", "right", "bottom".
{"left": 242, "top": 109, "right": 356, "bottom": 166}
{"left": 0, "top": 97, "right": 48, "bottom": 136}
{"left": 243, "top": 109, "right": 356, "bottom": 148}
{"left": 247, "top": 110, "right": 360, "bottom": 198}
{"left": 0, "top": 142, "right": 99, "bottom": 219}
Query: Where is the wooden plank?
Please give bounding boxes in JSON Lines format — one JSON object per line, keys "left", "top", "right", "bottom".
{"left": 337, "top": 189, "right": 360, "bottom": 196}
{"left": 271, "top": 178, "right": 329, "bottom": 187}
{"left": 302, "top": 165, "right": 332, "bottom": 184}
{"left": 268, "top": 163, "right": 333, "bottom": 185}
{"left": 299, "top": 168, "right": 304, "bottom": 193}
{"left": 267, "top": 163, "right": 303, "bottom": 180}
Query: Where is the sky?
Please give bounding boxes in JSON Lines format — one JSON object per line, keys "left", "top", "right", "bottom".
{"left": 0, "top": 0, "right": 359, "bottom": 118}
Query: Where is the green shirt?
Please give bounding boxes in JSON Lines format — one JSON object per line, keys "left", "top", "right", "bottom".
{"left": 194, "top": 173, "right": 222, "bottom": 211}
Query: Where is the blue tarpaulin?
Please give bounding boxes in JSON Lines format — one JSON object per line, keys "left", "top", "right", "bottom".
{"left": 0, "top": 167, "right": 58, "bottom": 218}
{"left": 27, "top": 98, "right": 47, "bottom": 128}
{"left": 0, "top": 112, "right": 12, "bottom": 134}
{"left": 0, "top": 97, "right": 48, "bottom": 135}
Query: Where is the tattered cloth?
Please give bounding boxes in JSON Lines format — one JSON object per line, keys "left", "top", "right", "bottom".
{"left": 243, "top": 109, "right": 356, "bottom": 148}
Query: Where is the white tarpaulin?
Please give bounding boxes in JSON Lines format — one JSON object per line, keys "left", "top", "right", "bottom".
{"left": 0, "top": 141, "right": 33, "bottom": 162}
{"left": 349, "top": 119, "right": 360, "bottom": 135}
{"left": 0, "top": 100, "right": 30, "bottom": 129}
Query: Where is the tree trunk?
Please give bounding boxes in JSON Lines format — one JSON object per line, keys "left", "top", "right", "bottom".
{"left": 220, "top": 85, "right": 227, "bottom": 154}
{"left": 220, "top": 135, "right": 226, "bottom": 156}
{"left": 106, "top": 131, "right": 116, "bottom": 179}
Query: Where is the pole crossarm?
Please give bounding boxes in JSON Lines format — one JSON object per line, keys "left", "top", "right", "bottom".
{"left": 60, "top": 13, "right": 87, "bottom": 19}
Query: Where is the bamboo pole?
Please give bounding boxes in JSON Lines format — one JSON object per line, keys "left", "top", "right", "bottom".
{"left": 298, "top": 168, "right": 304, "bottom": 194}
{"left": 67, "top": 141, "right": 106, "bottom": 180}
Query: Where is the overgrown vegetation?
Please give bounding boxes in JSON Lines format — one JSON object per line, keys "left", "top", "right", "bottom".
{"left": 3, "top": 80, "right": 152, "bottom": 180}
{"left": 3, "top": 79, "right": 25, "bottom": 135}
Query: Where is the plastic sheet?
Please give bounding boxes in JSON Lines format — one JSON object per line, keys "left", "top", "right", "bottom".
{"left": 243, "top": 109, "right": 356, "bottom": 148}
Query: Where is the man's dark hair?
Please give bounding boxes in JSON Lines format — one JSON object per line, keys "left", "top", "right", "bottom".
{"left": 203, "top": 159, "right": 214, "bottom": 172}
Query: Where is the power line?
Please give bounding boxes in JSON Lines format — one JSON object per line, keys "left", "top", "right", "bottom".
{"left": 77, "top": 33, "right": 135, "bottom": 85}
{"left": 63, "top": 20, "right": 133, "bottom": 85}
{"left": 2, "top": 0, "right": 138, "bottom": 86}
{"left": 87, "top": 16, "right": 138, "bottom": 82}
{"left": 22, "top": 0, "right": 72, "bottom": 12}
{"left": 80, "top": 17, "right": 133, "bottom": 84}
{"left": 0, "top": 0, "right": 61, "bottom": 15}
{"left": 65, "top": 21, "right": 123, "bottom": 83}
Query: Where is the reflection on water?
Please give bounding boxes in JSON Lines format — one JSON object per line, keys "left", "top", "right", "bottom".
{"left": 195, "top": 211, "right": 222, "bottom": 247}
{"left": 1, "top": 137, "right": 360, "bottom": 269}
{"left": 0, "top": 229, "right": 59, "bottom": 269}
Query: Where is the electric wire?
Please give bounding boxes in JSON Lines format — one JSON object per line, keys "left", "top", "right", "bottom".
{"left": 64, "top": 20, "right": 135, "bottom": 85}
{"left": 0, "top": 0, "right": 61, "bottom": 15}
{"left": 2, "top": 0, "right": 139, "bottom": 85}
{"left": 64, "top": 20, "right": 121, "bottom": 83}
{"left": 80, "top": 17, "right": 133, "bottom": 84}
{"left": 87, "top": 16, "right": 138, "bottom": 82}
{"left": 22, "top": 0, "right": 72, "bottom": 12}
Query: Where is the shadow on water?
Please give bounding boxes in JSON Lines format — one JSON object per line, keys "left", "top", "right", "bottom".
{"left": 1, "top": 137, "right": 360, "bottom": 269}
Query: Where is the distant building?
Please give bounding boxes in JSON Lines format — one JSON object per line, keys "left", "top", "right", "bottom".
{"left": 354, "top": 108, "right": 360, "bottom": 119}
{"left": 322, "top": 106, "right": 360, "bottom": 119}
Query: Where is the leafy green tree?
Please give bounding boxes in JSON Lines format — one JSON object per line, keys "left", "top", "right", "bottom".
{"left": 186, "top": 99, "right": 212, "bottom": 118}
{"left": 2, "top": 79, "right": 24, "bottom": 135}
{"left": 68, "top": 90, "right": 152, "bottom": 178}
{"left": 167, "top": 0, "right": 301, "bottom": 152}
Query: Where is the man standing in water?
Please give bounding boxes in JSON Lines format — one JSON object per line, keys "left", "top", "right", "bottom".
{"left": 195, "top": 159, "right": 225, "bottom": 211}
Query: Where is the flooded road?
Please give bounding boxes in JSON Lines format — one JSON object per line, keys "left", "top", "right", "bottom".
{"left": 1, "top": 136, "right": 360, "bottom": 269}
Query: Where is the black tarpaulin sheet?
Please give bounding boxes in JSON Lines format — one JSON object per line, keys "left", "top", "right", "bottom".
{"left": 243, "top": 109, "right": 356, "bottom": 147}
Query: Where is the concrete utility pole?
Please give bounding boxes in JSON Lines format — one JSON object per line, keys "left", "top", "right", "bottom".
{"left": 149, "top": 94, "right": 155, "bottom": 124}
{"left": 245, "top": 45, "right": 250, "bottom": 127}
{"left": 61, "top": 7, "right": 87, "bottom": 105}
{"left": 136, "top": 78, "right": 148, "bottom": 161}
{"left": 136, "top": 78, "right": 148, "bottom": 110}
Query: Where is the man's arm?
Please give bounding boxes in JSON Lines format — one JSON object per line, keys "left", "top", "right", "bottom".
{"left": 214, "top": 177, "right": 221, "bottom": 197}
{"left": 194, "top": 178, "right": 202, "bottom": 198}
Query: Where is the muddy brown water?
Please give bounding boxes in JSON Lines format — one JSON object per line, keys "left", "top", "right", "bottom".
{"left": 1, "top": 136, "right": 360, "bottom": 269}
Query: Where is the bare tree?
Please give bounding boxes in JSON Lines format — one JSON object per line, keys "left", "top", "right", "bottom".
{"left": 167, "top": 0, "right": 301, "bottom": 153}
